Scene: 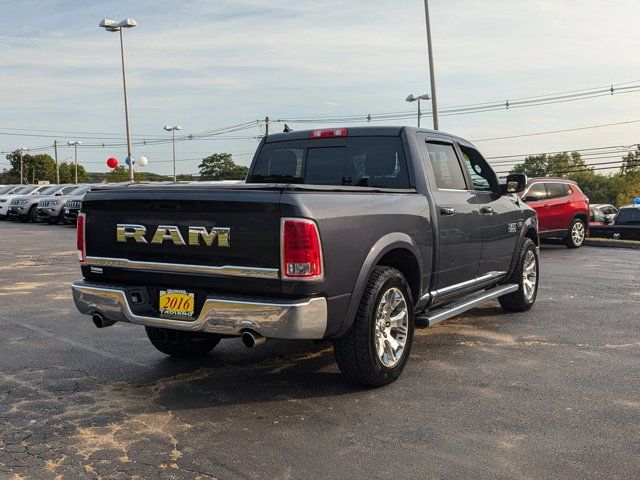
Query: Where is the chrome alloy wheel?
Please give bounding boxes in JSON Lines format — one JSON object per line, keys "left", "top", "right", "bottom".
{"left": 522, "top": 249, "right": 538, "bottom": 302}
{"left": 374, "top": 287, "right": 409, "bottom": 368}
{"left": 571, "top": 221, "right": 585, "bottom": 246}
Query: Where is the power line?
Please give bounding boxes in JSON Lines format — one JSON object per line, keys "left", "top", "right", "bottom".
{"left": 276, "top": 81, "right": 640, "bottom": 124}
{"left": 472, "top": 118, "right": 640, "bottom": 142}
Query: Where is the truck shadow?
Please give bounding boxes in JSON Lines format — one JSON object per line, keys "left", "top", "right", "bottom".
{"left": 133, "top": 304, "right": 520, "bottom": 412}
{"left": 137, "top": 340, "right": 366, "bottom": 411}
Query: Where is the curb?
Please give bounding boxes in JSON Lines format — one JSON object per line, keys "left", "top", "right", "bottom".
{"left": 584, "top": 239, "right": 640, "bottom": 250}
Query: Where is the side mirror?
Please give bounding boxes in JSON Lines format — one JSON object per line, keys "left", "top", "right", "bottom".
{"left": 604, "top": 217, "right": 611, "bottom": 225}
{"left": 501, "top": 173, "right": 527, "bottom": 195}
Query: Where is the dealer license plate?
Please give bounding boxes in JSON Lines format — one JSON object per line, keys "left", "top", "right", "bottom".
{"left": 159, "top": 289, "right": 195, "bottom": 318}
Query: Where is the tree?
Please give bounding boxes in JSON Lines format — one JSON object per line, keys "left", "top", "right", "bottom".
{"left": 510, "top": 151, "right": 593, "bottom": 178}
{"left": 510, "top": 155, "right": 549, "bottom": 177}
{"left": 198, "top": 153, "right": 248, "bottom": 181}
{"left": 58, "top": 162, "right": 89, "bottom": 183}
{"left": 3, "top": 150, "right": 57, "bottom": 184}
{"left": 621, "top": 146, "right": 640, "bottom": 173}
{"left": 108, "top": 165, "right": 130, "bottom": 182}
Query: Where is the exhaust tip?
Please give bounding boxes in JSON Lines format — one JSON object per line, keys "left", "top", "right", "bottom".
{"left": 92, "top": 312, "right": 116, "bottom": 328}
{"left": 241, "top": 331, "right": 266, "bottom": 348}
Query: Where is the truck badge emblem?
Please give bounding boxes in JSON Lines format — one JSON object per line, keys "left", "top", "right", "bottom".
{"left": 116, "top": 224, "right": 230, "bottom": 247}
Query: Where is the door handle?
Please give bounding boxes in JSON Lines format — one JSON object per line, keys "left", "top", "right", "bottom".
{"left": 480, "top": 206, "right": 495, "bottom": 215}
{"left": 440, "top": 207, "right": 455, "bottom": 216}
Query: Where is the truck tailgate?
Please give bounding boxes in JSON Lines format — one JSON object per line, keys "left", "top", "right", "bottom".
{"left": 81, "top": 186, "right": 282, "bottom": 294}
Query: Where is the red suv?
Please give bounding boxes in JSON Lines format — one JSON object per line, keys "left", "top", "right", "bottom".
{"left": 520, "top": 178, "right": 589, "bottom": 248}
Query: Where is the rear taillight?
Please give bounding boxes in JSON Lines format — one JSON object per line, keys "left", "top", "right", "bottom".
{"left": 310, "top": 128, "right": 347, "bottom": 139}
{"left": 281, "top": 218, "right": 323, "bottom": 279}
{"left": 77, "top": 213, "right": 86, "bottom": 262}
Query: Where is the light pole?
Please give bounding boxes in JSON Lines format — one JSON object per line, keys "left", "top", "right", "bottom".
{"left": 423, "top": 0, "right": 439, "bottom": 130}
{"left": 99, "top": 18, "right": 137, "bottom": 182}
{"left": 405, "top": 94, "right": 431, "bottom": 127}
{"left": 163, "top": 125, "right": 182, "bottom": 181}
{"left": 18, "top": 147, "right": 27, "bottom": 185}
{"left": 68, "top": 140, "right": 82, "bottom": 183}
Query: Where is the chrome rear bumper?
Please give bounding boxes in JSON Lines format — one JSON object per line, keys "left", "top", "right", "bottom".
{"left": 71, "top": 280, "right": 327, "bottom": 339}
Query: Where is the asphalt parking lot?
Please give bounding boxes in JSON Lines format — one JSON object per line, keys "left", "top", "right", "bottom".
{"left": 0, "top": 221, "right": 638, "bottom": 479}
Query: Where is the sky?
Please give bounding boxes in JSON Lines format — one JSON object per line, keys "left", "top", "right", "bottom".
{"left": 1, "top": 0, "right": 640, "bottom": 176}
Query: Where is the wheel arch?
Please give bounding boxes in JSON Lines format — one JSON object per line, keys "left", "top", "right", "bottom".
{"left": 506, "top": 216, "right": 539, "bottom": 278}
{"left": 335, "top": 233, "right": 422, "bottom": 337}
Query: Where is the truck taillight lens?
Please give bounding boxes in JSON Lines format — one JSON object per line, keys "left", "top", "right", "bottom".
{"left": 282, "top": 218, "right": 323, "bottom": 279}
{"left": 77, "top": 213, "right": 86, "bottom": 262}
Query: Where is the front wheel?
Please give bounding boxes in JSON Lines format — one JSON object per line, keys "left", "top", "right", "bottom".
{"left": 499, "top": 238, "right": 538, "bottom": 312}
{"left": 564, "top": 218, "right": 586, "bottom": 248}
{"left": 146, "top": 327, "right": 221, "bottom": 357}
{"left": 333, "top": 266, "right": 414, "bottom": 387}
{"left": 27, "top": 206, "right": 38, "bottom": 223}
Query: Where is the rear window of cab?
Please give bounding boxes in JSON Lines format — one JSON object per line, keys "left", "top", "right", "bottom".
{"left": 247, "top": 137, "right": 411, "bottom": 189}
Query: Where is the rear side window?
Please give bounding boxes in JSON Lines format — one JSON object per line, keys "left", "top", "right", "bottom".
{"left": 524, "top": 183, "right": 547, "bottom": 202}
{"left": 249, "top": 137, "right": 411, "bottom": 189}
{"left": 425, "top": 142, "right": 467, "bottom": 190}
{"left": 546, "top": 182, "right": 567, "bottom": 199}
{"left": 616, "top": 208, "right": 640, "bottom": 224}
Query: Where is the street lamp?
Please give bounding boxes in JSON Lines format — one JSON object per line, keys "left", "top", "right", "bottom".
{"left": 68, "top": 140, "right": 82, "bottom": 183}
{"left": 163, "top": 125, "right": 182, "bottom": 182}
{"left": 423, "top": 0, "right": 439, "bottom": 130}
{"left": 99, "top": 17, "right": 138, "bottom": 182}
{"left": 18, "top": 147, "right": 27, "bottom": 185}
{"left": 405, "top": 94, "right": 431, "bottom": 127}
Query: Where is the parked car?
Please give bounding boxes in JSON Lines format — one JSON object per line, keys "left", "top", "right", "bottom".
{"left": 591, "top": 203, "right": 618, "bottom": 223}
{"left": 63, "top": 184, "right": 129, "bottom": 225}
{"left": 0, "top": 185, "right": 24, "bottom": 219}
{"left": 2, "top": 185, "right": 53, "bottom": 219}
{"left": 588, "top": 204, "right": 640, "bottom": 241}
{"left": 7, "top": 184, "right": 76, "bottom": 222}
{"left": 589, "top": 206, "right": 610, "bottom": 226}
{"left": 614, "top": 204, "right": 640, "bottom": 225}
{"left": 520, "top": 178, "right": 589, "bottom": 248}
{"left": 36, "top": 185, "right": 92, "bottom": 224}
{"left": 63, "top": 198, "right": 82, "bottom": 225}
{"left": 72, "top": 126, "right": 539, "bottom": 387}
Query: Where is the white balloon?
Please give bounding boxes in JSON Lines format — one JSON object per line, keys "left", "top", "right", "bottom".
{"left": 138, "top": 155, "right": 149, "bottom": 167}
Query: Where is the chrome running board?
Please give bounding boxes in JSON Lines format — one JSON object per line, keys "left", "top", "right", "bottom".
{"left": 416, "top": 284, "right": 518, "bottom": 327}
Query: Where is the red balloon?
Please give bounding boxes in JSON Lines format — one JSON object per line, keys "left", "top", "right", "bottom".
{"left": 107, "top": 157, "right": 118, "bottom": 168}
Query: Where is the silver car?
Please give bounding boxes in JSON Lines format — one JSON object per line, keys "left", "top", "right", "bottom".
{"left": 36, "top": 185, "right": 92, "bottom": 224}
{"left": 7, "top": 184, "right": 76, "bottom": 222}
{"left": 0, "top": 185, "right": 24, "bottom": 219}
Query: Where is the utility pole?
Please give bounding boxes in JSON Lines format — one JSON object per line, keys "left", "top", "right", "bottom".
{"left": 19, "top": 149, "right": 24, "bottom": 185}
{"left": 423, "top": 0, "right": 439, "bottom": 130}
{"left": 265, "top": 116, "right": 270, "bottom": 136}
{"left": 54, "top": 140, "right": 60, "bottom": 184}
{"left": 68, "top": 140, "right": 82, "bottom": 183}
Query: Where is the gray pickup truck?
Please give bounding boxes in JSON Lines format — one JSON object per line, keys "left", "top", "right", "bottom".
{"left": 72, "top": 126, "right": 538, "bottom": 386}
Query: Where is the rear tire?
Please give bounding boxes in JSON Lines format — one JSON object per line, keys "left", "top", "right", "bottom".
{"left": 499, "top": 238, "right": 538, "bottom": 312}
{"left": 564, "top": 218, "right": 586, "bottom": 248}
{"left": 146, "top": 327, "right": 221, "bottom": 357}
{"left": 333, "top": 266, "right": 414, "bottom": 387}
